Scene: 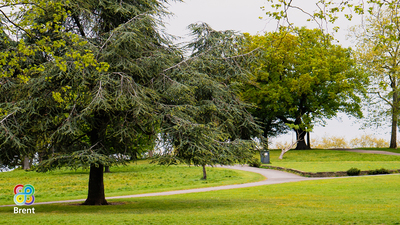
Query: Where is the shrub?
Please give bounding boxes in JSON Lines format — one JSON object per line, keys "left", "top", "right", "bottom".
{"left": 311, "top": 135, "right": 348, "bottom": 149}
{"left": 347, "top": 167, "right": 361, "bottom": 176}
{"left": 274, "top": 141, "right": 296, "bottom": 150}
{"left": 248, "top": 157, "right": 261, "bottom": 168}
{"left": 368, "top": 168, "right": 390, "bottom": 175}
{"left": 349, "top": 134, "right": 389, "bottom": 148}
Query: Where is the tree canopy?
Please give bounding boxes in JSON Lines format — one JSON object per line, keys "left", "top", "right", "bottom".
{"left": 241, "top": 27, "right": 368, "bottom": 149}
{"left": 260, "top": 0, "right": 400, "bottom": 148}
{"left": 0, "top": 0, "right": 261, "bottom": 204}
{"left": 351, "top": 5, "right": 400, "bottom": 148}
{"left": 155, "top": 23, "right": 261, "bottom": 180}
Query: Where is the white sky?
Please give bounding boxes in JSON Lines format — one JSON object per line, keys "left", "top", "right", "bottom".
{"left": 163, "top": 0, "right": 392, "bottom": 146}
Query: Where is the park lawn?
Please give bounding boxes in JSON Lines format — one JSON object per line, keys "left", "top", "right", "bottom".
{"left": 267, "top": 161, "right": 400, "bottom": 172}
{"left": 266, "top": 149, "right": 400, "bottom": 172}
{"left": 1, "top": 175, "right": 399, "bottom": 224}
{"left": 0, "top": 160, "right": 263, "bottom": 205}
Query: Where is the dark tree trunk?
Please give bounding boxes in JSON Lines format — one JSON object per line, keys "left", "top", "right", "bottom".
{"left": 295, "top": 129, "right": 309, "bottom": 150}
{"left": 82, "top": 164, "right": 108, "bottom": 205}
{"left": 390, "top": 86, "right": 398, "bottom": 149}
{"left": 293, "top": 116, "right": 310, "bottom": 150}
{"left": 104, "top": 166, "right": 110, "bottom": 173}
{"left": 390, "top": 113, "right": 397, "bottom": 149}
{"left": 83, "top": 112, "right": 109, "bottom": 205}
{"left": 23, "top": 156, "right": 30, "bottom": 170}
{"left": 39, "top": 151, "right": 44, "bottom": 163}
{"left": 306, "top": 132, "right": 311, "bottom": 149}
{"left": 202, "top": 165, "right": 207, "bottom": 180}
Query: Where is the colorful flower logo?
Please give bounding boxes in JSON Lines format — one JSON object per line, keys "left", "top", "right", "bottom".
{"left": 14, "top": 184, "right": 35, "bottom": 206}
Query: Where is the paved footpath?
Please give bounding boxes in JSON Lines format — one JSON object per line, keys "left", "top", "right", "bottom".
{"left": 2, "top": 149, "right": 397, "bottom": 207}
{"left": 1, "top": 166, "right": 324, "bottom": 207}
{"left": 336, "top": 149, "right": 400, "bottom": 156}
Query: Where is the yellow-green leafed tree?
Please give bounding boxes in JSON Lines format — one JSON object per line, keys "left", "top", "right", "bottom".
{"left": 351, "top": 5, "right": 400, "bottom": 149}
{"left": 241, "top": 27, "right": 368, "bottom": 150}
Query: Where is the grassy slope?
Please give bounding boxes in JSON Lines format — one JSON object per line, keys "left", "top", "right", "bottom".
{"left": 1, "top": 175, "right": 399, "bottom": 224}
{"left": 0, "top": 160, "right": 263, "bottom": 205}
{"left": 267, "top": 149, "right": 400, "bottom": 172}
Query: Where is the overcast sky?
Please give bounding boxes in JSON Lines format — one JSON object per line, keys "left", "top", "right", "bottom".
{"left": 163, "top": 0, "right": 390, "bottom": 146}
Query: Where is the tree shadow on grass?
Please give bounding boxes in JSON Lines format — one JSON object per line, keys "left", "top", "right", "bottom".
{"left": 15, "top": 198, "right": 269, "bottom": 214}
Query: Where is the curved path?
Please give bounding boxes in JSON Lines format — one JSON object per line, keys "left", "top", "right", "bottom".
{"left": 2, "top": 149, "right": 397, "bottom": 207}
{"left": 337, "top": 149, "right": 400, "bottom": 156}
{"left": 0, "top": 166, "right": 324, "bottom": 207}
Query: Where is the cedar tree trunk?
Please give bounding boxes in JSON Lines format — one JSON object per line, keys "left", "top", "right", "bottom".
{"left": 23, "top": 156, "right": 30, "bottom": 170}
{"left": 82, "top": 164, "right": 108, "bottom": 205}
{"left": 202, "top": 165, "right": 207, "bottom": 180}
{"left": 39, "top": 152, "right": 44, "bottom": 163}
{"left": 83, "top": 112, "right": 109, "bottom": 205}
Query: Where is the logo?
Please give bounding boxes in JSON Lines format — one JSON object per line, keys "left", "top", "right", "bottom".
{"left": 13, "top": 184, "right": 35, "bottom": 206}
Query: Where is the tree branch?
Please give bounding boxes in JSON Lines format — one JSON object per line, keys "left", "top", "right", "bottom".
{"left": 278, "top": 130, "right": 305, "bottom": 159}
{"left": 98, "top": 12, "right": 151, "bottom": 55}
{"left": 0, "top": 3, "right": 44, "bottom": 9}
{"left": 372, "top": 91, "right": 394, "bottom": 107}
{"left": 0, "top": 9, "right": 32, "bottom": 38}
{"left": 0, "top": 110, "right": 17, "bottom": 124}
{"left": 222, "top": 47, "right": 261, "bottom": 60}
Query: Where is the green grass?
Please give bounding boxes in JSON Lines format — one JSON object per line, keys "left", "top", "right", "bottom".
{"left": 0, "top": 160, "right": 264, "bottom": 205}
{"left": 267, "top": 149, "right": 400, "bottom": 172}
{"left": 1, "top": 175, "right": 399, "bottom": 224}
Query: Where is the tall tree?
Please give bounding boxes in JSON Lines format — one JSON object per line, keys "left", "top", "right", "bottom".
{"left": 242, "top": 27, "right": 367, "bottom": 150}
{"left": 156, "top": 23, "right": 261, "bottom": 180}
{"left": 0, "top": 0, "right": 260, "bottom": 205}
{"left": 351, "top": 5, "right": 400, "bottom": 149}
{"left": 1, "top": 0, "right": 180, "bottom": 205}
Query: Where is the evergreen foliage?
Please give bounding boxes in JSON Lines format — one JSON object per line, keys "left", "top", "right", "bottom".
{"left": 0, "top": 0, "right": 261, "bottom": 204}
{"left": 155, "top": 24, "right": 261, "bottom": 179}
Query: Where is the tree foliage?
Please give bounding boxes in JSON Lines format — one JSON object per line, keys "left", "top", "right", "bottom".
{"left": 351, "top": 5, "right": 400, "bottom": 148}
{"left": 263, "top": 0, "right": 400, "bottom": 33}
{"left": 0, "top": 0, "right": 261, "bottom": 204}
{"left": 153, "top": 23, "right": 261, "bottom": 180}
{"left": 242, "top": 27, "right": 367, "bottom": 149}
{"left": 262, "top": 0, "right": 400, "bottom": 148}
